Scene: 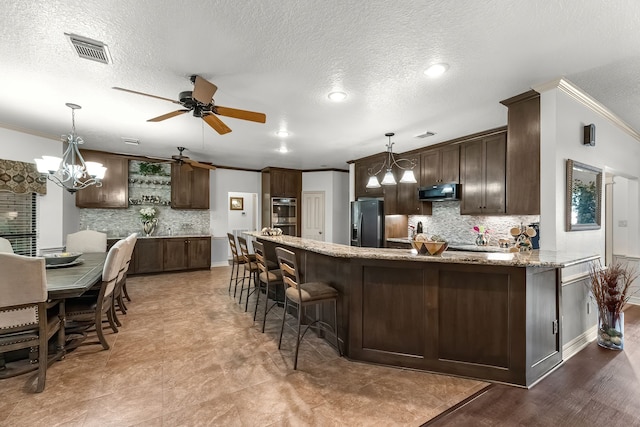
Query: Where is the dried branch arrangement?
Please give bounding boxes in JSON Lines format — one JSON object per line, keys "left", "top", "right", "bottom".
{"left": 588, "top": 259, "right": 639, "bottom": 327}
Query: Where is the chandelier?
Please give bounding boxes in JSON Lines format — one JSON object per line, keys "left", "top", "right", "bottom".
{"left": 366, "top": 132, "right": 417, "bottom": 188}
{"left": 35, "top": 103, "right": 106, "bottom": 193}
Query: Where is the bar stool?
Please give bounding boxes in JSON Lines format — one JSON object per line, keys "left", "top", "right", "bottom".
{"left": 252, "top": 241, "right": 284, "bottom": 332}
{"left": 227, "top": 233, "right": 254, "bottom": 298}
{"left": 237, "top": 236, "right": 259, "bottom": 311}
{"left": 275, "top": 247, "right": 341, "bottom": 370}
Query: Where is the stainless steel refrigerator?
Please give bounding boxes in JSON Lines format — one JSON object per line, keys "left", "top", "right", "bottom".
{"left": 350, "top": 199, "right": 385, "bottom": 247}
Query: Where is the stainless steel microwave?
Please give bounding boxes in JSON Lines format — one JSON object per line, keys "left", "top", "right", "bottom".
{"left": 418, "top": 183, "right": 461, "bottom": 201}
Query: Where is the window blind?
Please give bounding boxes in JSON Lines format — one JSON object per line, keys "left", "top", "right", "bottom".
{"left": 0, "top": 191, "right": 37, "bottom": 256}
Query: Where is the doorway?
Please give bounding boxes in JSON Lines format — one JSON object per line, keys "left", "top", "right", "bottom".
{"left": 302, "top": 191, "right": 325, "bottom": 241}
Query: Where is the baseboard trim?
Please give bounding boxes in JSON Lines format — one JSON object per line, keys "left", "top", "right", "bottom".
{"left": 210, "top": 261, "right": 229, "bottom": 268}
{"left": 563, "top": 325, "right": 597, "bottom": 361}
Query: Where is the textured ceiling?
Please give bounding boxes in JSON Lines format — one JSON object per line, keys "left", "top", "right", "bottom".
{"left": 1, "top": 1, "right": 639, "bottom": 170}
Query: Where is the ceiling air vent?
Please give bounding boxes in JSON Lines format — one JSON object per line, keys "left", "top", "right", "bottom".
{"left": 415, "top": 131, "right": 436, "bottom": 139}
{"left": 65, "top": 33, "right": 111, "bottom": 64}
{"left": 121, "top": 137, "right": 139, "bottom": 146}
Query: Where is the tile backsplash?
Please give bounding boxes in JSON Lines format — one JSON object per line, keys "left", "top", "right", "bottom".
{"left": 77, "top": 160, "right": 210, "bottom": 238}
{"left": 408, "top": 201, "right": 539, "bottom": 245}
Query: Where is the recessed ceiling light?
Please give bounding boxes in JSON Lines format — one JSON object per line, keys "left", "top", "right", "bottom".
{"left": 424, "top": 63, "right": 449, "bottom": 78}
{"left": 278, "top": 146, "right": 289, "bottom": 154}
{"left": 328, "top": 91, "right": 347, "bottom": 102}
{"left": 276, "top": 130, "right": 289, "bottom": 137}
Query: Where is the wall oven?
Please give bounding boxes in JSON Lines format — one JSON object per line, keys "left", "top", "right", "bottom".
{"left": 271, "top": 197, "right": 297, "bottom": 236}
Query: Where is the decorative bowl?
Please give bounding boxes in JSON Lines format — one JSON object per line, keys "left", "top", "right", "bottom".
{"left": 411, "top": 240, "right": 448, "bottom": 256}
{"left": 42, "top": 252, "right": 83, "bottom": 266}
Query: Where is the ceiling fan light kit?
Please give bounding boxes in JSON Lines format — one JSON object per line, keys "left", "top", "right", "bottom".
{"left": 34, "top": 103, "right": 107, "bottom": 193}
{"left": 366, "top": 132, "right": 417, "bottom": 189}
{"left": 113, "top": 75, "right": 266, "bottom": 135}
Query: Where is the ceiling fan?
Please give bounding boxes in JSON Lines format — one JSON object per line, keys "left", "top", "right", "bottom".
{"left": 144, "top": 146, "right": 216, "bottom": 171}
{"left": 113, "top": 75, "right": 266, "bottom": 135}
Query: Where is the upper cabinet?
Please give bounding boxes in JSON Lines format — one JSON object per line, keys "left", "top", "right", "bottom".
{"left": 170, "top": 164, "right": 210, "bottom": 209}
{"left": 76, "top": 150, "right": 128, "bottom": 208}
{"left": 396, "top": 156, "right": 431, "bottom": 215}
{"left": 460, "top": 132, "right": 507, "bottom": 215}
{"left": 501, "top": 91, "right": 541, "bottom": 215}
{"left": 420, "top": 145, "right": 460, "bottom": 186}
{"left": 267, "top": 168, "right": 302, "bottom": 198}
{"left": 354, "top": 154, "right": 385, "bottom": 199}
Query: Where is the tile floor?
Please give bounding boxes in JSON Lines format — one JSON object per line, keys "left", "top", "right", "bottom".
{"left": 1, "top": 267, "right": 489, "bottom": 426}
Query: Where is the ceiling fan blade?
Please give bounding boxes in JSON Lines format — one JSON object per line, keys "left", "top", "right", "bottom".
{"left": 192, "top": 76, "right": 218, "bottom": 104}
{"left": 184, "top": 159, "right": 216, "bottom": 170}
{"left": 148, "top": 110, "right": 189, "bottom": 122}
{"left": 215, "top": 106, "right": 266, "bottom": 123}
{"left": 180, "top": 161, "right": 194, "bottom": 172}
{"left": 202, "top": 114, "right": 232, "bottom": 135}
{"left": 112, "top": 87, "right": 180, "bottom": 104}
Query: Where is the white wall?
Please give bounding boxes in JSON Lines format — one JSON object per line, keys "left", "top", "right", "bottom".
{"left": 209, "top": 168, "right": 261, "bottom": 266}
{"left": 538, "top": 83, "right": 640, "bottom": 259}
{"left": 302, "top": 171, "right": 349, "bottom": 245}
{"left": 0, "top": 127, "right": 66, "bottom": 249}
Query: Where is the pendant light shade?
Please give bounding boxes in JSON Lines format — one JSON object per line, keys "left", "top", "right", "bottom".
{"left": 381, "top": 170, "right": 397, "bottom": 185}
{"left": 399, "top": 170, "right": 417, "bottom": 184}
{"left": 366, "top": 175, "right": 381, "bottom": 188}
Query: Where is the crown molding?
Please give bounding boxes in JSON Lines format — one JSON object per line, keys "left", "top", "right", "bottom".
{"left": 533, "top": 77, "right": 640, "bottom": 142}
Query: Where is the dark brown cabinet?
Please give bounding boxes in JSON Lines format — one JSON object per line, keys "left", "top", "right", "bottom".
{"left": 501, "top": 91, "right": 541, "bottom": 215}
{"left": 396, "top": 157, "right": 431, "bottom": 215}
{"left": 354, "top": 154, "right": 385, "bottom": 199}
{"left": 163, "top": 237, "right": 211, "bottom": 271}
{"left": 460, "top": 133, "right": 506, "bottom": 215}
{"left": 261, "top": 168, "right": 302, "bottom": 234}
{"left": 108, "top": 236, "right": 211, "bottom": 275}
{"left": 133, "top": 238, "right": 164, "bottom": 274}
{"left": 420, "top": 145, "right": 460, "bottom": 186}
{"left": 171, "top": 164, "right": 210, "bottom": 209}
{"left": 76, "top": 150, "right": 128, "bottom": 208}
{"left": 267, "top": 168, "right": 301, "bottom": 198}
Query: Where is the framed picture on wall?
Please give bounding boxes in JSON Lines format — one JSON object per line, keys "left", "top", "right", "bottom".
{"left": 230, "top": 197, "right": 244, "bottom": 210}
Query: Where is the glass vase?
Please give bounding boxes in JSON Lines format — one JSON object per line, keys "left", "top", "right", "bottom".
{"left": 475, "top": 233, "right": 488, "bottom": 246}
{"left": 142, "top": 218, "right": 158, "bottom": 237}
{"left": 597, "top": 310, "right": 624, "bottom": 350}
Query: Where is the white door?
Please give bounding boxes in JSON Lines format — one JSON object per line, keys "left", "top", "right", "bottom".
{"left": 302, "top": 191, "right": 325, "bottom": 241}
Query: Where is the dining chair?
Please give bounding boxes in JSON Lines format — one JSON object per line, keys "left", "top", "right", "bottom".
{"left": 252, "top": 241, "right": 284, "bottom": 332}
{"left": 66, "top": 230, "right": 107, "bottom": 253}
{"left": 275, "top": 247, "right": 341, "bottom": 370}
{"left": 64, "top": 239, "right": 125, "bottom": 350}
{"left": 0, "top": 237, "right": 14, "bottom": 253}
{"left": 111, "top": 234, "right": 137, "bottom": 326}
{"left": 121, "top": 233, "right": 138, "bottom": 303}
{"left": 237, "top": 236, "right": 259, "bottom": 311}
{"left": 0, "top": 253, "right": 62, "bottom": 392}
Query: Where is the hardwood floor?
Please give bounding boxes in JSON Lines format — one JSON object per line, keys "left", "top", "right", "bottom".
{"left": 427, "top": 305, "right": 640, "bottom": 426}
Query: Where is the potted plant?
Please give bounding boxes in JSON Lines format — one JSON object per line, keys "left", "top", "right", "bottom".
{"left": 588, "top": 259, "right": 638, "bottom": 350}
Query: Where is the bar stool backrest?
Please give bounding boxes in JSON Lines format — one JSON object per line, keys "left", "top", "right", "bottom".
{"left": 253, "top": 241, "right": 268, "bottom": 275}
{"left": 227, "top": 233, "right": 240, "bottom": 260}
{"left": 275, "top": 247, "right": 301, "bottom": 298}
{"left": 237, "top": 236, "right": 256, "bottom": 269}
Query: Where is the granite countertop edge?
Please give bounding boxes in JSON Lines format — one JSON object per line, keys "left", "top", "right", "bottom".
{"left": 247, "top": 232, "right": 599, "bottom": 268}
{"left": 109, "top": 234, "right": 212, "bottom": 239}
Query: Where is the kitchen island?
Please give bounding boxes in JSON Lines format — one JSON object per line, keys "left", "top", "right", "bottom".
{"left": 248, "top": 232, "right": 599, "bottom": 387}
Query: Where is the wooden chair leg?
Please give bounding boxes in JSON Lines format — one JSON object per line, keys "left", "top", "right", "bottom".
{"left": 118, "top": 294, "right": 127, "bottom": 314}
{"left": 96, "top": 312, "right": 110, "bottom": 350}
{"left": 112, "top": 304, "right": 122, "bottom": 327}
{"left": 123, "top": 282, "right": 132, "bottom": 302}
{"left": 106, "top": 308, "right": 119, "bottom": 334}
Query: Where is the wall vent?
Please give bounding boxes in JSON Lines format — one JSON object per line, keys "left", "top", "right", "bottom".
{"left": 415, "top": 131, "right": 436, "bottom": 138}
{"left": 65, "top": 33, "right": 111, "bottom": 64}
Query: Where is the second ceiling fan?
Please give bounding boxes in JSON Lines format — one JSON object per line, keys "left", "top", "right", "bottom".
{"left": 113, "top": 75, "right": 266, "bottom": 135}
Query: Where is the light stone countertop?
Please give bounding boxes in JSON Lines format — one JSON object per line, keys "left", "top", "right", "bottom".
{"left": 247, "top": 232, "right": 599, "bottom": 268}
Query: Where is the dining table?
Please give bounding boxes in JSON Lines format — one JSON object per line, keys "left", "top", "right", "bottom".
{"left": 46, "top": 252, "right": 106, "bottom": 355}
